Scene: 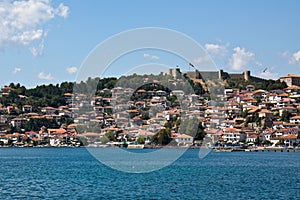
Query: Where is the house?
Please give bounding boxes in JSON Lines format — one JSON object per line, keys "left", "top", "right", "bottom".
{"left": 223, "top": 120, "right": 235, "bottom": 128}
{"left": 64, "top": 93, "right": 73, "bottom": 103}
{"left": 10, "top": 118, "right": 27, "bottom": 129}
{"left": 7, "top": 106, "right": 17, "bottom": 114}
{"left": 246, "top": 85, "right": 255, "bottom": 92}
{"left": 279, "top": 106, "right": 297, "bottom": 116}
{"left": 273, "top": 121, "right": 284, "bottom": 130}
{"left": 282, "top": 134, "right": 298, "bottom": 147}
{"left": 222, "top": 128, "right": 246, "bottom": 143}
{"left": 171, "top": 90, "right": 185, "bottom": 97}
{"left": 0, "top": 137, "right": 9, "bottom": 145}
{"left": 155, "top": 90, "right": 167, "bottom": 96}
{"left": 22, "top": 105, "right": 32, "bottom": 113}
{"left": 58, "top": 110, "right": 72, "bottom": 118}
{"left": 284, "top": 85, "right": 300, "bottom": 94}
{"left": 246, "top": 134, "right": 257, "bottom": 143}
{"left": 280, "top": 74, "right": 300, "bottom": 87}
{"left": 260, "top": 130, "right": 274, "bottom": 142}
{"left": 252, "top": 89, "right": 268, "bottom": 99}
{"left": 290, "top": 116, "right": 300, "bottom": 124}
{"left": 174, "top": 134, "right": 193, "bottom": 145}
{"left": 165, "top": 109, "right": 181, "bottom": 120}
{"left": 258, "top": 109, "right": 274, "bottom": 118}
{"left": 48, "top": 128, "right": 67, "bottom": 135}
{"left": 41, "top": 106, "right": 57, "bottom": 115}
{"left": 189, "top": 94, "right": 199, "bottom": 102}
{"left": 74, "top": 116, "right": 89, "bottom": 124}
{"left": 0, "top": 117, "right": 7, "bottom": 124}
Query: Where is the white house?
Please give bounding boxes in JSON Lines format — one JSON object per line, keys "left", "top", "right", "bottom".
{"left": 10, "top": 118, "right": 27, "bottom": 128}
{"left": 22, "top": 105, "right": 32, "bottom": 113}
{"left": 222, "top": 128, "right": 246, "bottom": 142}
{"left": 174, "top": 134, "right": 193, "bottom": 145}
{"left": 171, "top": 90, "right": 185, "bottom": 97}
{"left": 41, "top": 106, "right": 57, "bottom": 115}
{"left": 290, "top": 116, "right": 300, "bottom": 124}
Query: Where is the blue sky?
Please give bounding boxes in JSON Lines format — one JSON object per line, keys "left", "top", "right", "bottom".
{"left": 0, "top": 0, "right": 300, "bottom": 88}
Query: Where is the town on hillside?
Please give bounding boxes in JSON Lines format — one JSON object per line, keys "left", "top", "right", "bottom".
{"left": 0, "top": 68, "right": 300, "bottom": 150}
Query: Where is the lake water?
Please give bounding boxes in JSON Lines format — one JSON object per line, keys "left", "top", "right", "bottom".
{"left": 0, "top": 148, "right": 299, "bottom": 199}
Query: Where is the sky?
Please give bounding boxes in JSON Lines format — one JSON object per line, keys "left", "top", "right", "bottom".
{"left": 0, "top": 0, "right": 300, "bottom": 88}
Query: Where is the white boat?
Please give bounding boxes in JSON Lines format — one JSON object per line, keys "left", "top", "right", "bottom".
{"left": 127, "top": 144, "right": 144, "bottom": 149}
{"left": 214, "top": 148, "right": 233, "bottom": 152}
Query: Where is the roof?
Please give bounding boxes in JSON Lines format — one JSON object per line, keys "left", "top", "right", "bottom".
{"left": 235, "top": 118, "right": 245, "bottom": 121}
{"left": 284, "top": 85, "right": 300, "bottom": 90}
{"left": 280, "top": 74, "right": 300, "bottom": 78}
{"left": 252, "top": 89, "right": 268, "bottom": 95}
{"left": 224, "top": 127, "right": 239, "bottom": 132}
{"left": 81, "top": 132, "right": 102, "bottom": 137}
{"left": 278, "top": 93, "right": 289, "bottom": 97}
{"left": 282, "top": 134, "right": 297, "bottom": 139}
{"left": 291, "top": 116, "right": 300, "bottom": 120}
{"left": 48, "top": 128, "right": 67, "bottom": 134}
{"left": 175, "top": 134, "right": 193, "bottom": 139}
{"left": 12, "top": 118, "right": 26, "bottom": 121}
{"left": 136, "top": 89, "right": 146, "bottom": 93}
{"left": 259, "top": 109, "right": 273, "bottom": 114}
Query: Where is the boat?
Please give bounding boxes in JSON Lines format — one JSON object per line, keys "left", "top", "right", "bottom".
{"left": 214, "top": 148, "right": 233, "bottom": 152}
{"left": 127, "top": 144, "right": 144, "bottom": 149}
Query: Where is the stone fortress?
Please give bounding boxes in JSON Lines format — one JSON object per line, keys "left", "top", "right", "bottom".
{"left": 168, "top": 67, "right": 266, "bottom": 82}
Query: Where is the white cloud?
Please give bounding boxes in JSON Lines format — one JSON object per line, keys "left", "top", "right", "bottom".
{"left": 38, "top": 72, "right": 54, "bottom": 80}
{"left": 254, "top": 61, "right": 263, "bottom": 67}
{"left": 193, "top": 54, "right": 211, "bottom": 64}
{"left": 289, "top": 50, "right": 300, "bottom": 64}
{"left": 55, "top": 3, "right": 69, "bottom": 18}
{"left": 258, "top": 68, "right": 278, "bottom": 80}
{"left": 12, "top": 67, "right": 22, "bottom": 74}
{"left": 11, "top": 29, "right": 44, "bottom": 45}
{"left": 143, "top": 53, "right": 160, "bottom": 60}
{"left": 279, "top": 51, "right": 290, "bottom": 58}
{"left": 30, "top": 40, "right": 44, "bottom": 56}
{"left": 0, "top": 0, "right": 69, "bottom": 54}
{"left": 204, "top": 43, "right": 227, "bottom": 56}
{"left": 66, "top": 66, "right": 78, "bottom": 74}
{"left": 229, "top": 47, "right": 254, "bottom": 71}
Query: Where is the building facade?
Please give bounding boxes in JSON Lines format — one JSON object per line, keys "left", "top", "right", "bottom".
{"left": 280, "top": 74, "right": 300, "bottom": 87}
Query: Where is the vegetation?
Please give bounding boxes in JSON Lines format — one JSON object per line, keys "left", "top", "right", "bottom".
{"left": 151, "top": 127, "right": 172, "bottom": 145}
{"left": 225, "top": 78, "right": 287, "bottom": 91}
{"left": 281, "top": 110, "right": 292, "bottom": 122}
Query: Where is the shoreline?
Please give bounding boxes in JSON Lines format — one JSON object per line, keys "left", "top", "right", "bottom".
{"left": 1, "top": 145, "right": 300, "bottom": 152}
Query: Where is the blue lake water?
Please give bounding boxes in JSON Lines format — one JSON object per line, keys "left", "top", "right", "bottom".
{"left": 0, "top": 148, "right": 299, "bottom": 199}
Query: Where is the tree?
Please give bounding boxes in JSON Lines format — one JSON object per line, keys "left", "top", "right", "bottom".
{"left": 105, "top": 131, "right": 115, "bottom": 141}
{"left": 281, "top": 110, "right": 291, "bottom": 122}
{"left": 137, "top": 136, "right": 145, "bottom": 144}
{"left": 152, "top": 128, "right": 171, "bottom": 145}
{"left": 194, "top": 123, "right": 205, "bottom": 140}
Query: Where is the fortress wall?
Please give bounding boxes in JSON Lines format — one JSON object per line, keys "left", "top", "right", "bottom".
{"left": 249, "top": 76, "right": 266, "bottom": 82}
{"left": 228, "top": 74, "right": 245, "bottom": 79}
{"left": 199, "top": 71, "right": 219, "bottom": 80}
{"left": 169, "top": 68, "right": 267, "bottom": 82}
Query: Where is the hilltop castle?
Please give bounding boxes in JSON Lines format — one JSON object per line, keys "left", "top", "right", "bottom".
{"left": 168, "top": 68, "right": 266, "bottom": 82}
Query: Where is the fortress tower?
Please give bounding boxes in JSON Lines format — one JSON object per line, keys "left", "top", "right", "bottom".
{"left": 169, "top": 67, "right": 181, "bottom": 79}
{"left": 243, "top": 70, "right": 250, "bottom": 81}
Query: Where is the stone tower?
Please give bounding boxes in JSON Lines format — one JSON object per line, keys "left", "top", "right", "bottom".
{"left": 244, "top": 70, "right": 250, "bottom": 81}
{"left": 169, "top": 67, "right": 181, "bottom": 79}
